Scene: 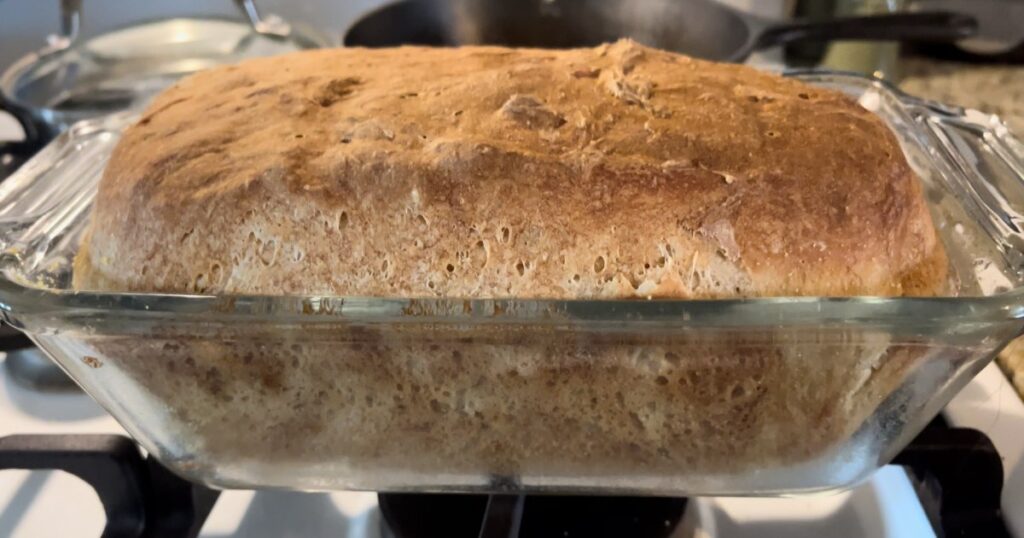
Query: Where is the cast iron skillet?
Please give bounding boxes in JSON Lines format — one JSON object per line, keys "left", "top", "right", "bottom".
{"left": 344, "top": 0, "right": 976, "bottom": 59}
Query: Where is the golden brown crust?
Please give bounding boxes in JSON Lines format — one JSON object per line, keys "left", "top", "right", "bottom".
{"left": 74, "top": 40, "right": 946, "bottom": 298}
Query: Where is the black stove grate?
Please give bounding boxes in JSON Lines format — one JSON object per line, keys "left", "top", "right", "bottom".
{"left": 892, "top": 423, "right": 1008, "bottom": 538}
{"left": 0, "top": 434, "right": 219, "bottom": 538}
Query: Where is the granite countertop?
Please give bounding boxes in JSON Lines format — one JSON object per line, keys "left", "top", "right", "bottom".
{"left": 900, "top": 58, "right": 1024, "bottom": 132}
{"left": 899, "top": 58, "right": 1024, "bottom": 396}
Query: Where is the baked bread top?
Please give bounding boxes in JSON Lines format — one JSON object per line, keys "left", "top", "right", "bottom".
{"left": 74, "top": 40, "right": 947, "bottom": 298}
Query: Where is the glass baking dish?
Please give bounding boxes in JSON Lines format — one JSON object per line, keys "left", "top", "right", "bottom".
{"left": 0, "top": 71, "right": 1022, "bottom": 496}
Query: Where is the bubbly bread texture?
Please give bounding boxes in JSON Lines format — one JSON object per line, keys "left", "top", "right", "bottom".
{"left": 74, "top": 40, "right": 947, "bottom": 298}
{"left": 70, "top": 42, "right": 948, "bottom": 488}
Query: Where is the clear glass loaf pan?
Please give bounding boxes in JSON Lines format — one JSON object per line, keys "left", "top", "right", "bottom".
{"left": 1, "top": 71, "right": 1023, "bottom": 496}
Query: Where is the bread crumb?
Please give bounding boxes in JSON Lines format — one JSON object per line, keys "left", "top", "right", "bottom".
{"left": 499, "top": 94, "right": 566, "bottom": 130}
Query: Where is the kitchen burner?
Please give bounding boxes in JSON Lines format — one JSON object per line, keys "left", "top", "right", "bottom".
{"left": 379, "top": 493, "right": 686, "bottom": 538}
{"left": 0, "top": 422, "right": 1010, "bottom": 537}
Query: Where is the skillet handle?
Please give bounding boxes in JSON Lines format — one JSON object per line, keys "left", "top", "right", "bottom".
{"left": 0, "top": 98, "right": 48, "bottom": 162}
{"left": 757, "top": 11, "right": 977, "bottom": 50}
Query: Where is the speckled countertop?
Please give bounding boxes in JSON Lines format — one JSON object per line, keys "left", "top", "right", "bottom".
{"left": 899, "top": 58, "right": 1024, "bottom": 396}
{"left": 900, "top": 58, "right": 1024, "bottom": 132}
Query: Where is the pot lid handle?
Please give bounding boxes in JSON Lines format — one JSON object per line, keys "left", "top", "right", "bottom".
{"left": 43, "top": 0, "right": 81, "bottom": 52}
{"left": 233, "top": 0, "right": 294, "bottom": 40}
{"left": 47, "top": 0, "right": 297, "bottom": 51}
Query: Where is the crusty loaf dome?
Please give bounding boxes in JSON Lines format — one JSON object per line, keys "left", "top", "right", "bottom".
{"left": 73, "top": 39, "right": 946, "bottom": 298}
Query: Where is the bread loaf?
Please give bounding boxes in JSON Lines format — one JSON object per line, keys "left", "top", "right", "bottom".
{"left": 74, "top": 40, "right": 946, "bottom": 298}
{"left": 70, "top": 41, "right": 949, "bottom": 490}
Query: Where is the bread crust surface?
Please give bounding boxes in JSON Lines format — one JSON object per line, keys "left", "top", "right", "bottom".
{"left": 75, "top": 40, "right": 946, "bottom": 298}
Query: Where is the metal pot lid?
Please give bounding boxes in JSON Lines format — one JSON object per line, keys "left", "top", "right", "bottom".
{"left": 2, "top": 16, "right": 322, "bottom": 116}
